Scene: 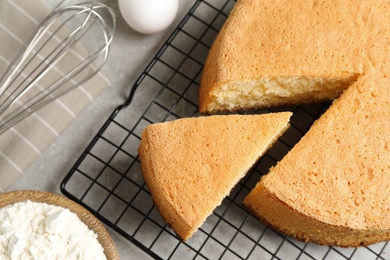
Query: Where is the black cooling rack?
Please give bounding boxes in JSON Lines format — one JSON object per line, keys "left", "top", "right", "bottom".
{"left": 60, "top": 0, "right": 389, "bottom": 259}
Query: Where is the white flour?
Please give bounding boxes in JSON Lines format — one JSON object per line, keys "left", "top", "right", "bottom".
{"left": 0, "top": 200, "right": 106, "bottom": 260}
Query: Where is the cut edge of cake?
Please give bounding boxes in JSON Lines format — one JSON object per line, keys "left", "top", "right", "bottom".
{"left": 200, "top": 75, "right": 359, "bottom": 113}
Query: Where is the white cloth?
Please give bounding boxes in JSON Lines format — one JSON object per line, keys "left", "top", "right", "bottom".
{"left": 0, "top": 0, "right": 110, "bottom": 191}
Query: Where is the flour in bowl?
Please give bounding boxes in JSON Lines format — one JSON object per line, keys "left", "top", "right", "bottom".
{"left": 0, "top": 200, "right": 106, "bottom": 259}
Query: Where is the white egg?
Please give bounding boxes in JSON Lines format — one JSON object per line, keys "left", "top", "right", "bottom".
{"left": 118, "top": 0, "right": 179, "bottom": 34}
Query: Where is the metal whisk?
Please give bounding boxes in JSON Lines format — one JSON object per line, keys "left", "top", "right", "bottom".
{"left": 0, "top": 0, "right": 116, "bottom": 134}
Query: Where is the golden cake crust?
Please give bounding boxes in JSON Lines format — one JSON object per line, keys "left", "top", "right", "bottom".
{"left": 243, "top": 183, "right": 390, "bottom": 247}
{"left": 138, "top": 113, "right": 291, "bottom": 240}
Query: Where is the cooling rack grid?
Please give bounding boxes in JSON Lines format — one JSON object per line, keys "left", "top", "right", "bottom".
{"left": 60, "top": 0, "right": 389, "bottom": 259}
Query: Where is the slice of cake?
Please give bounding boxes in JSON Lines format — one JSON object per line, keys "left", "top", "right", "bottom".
{"left": 199, "top": 0, "right": 389, "bottom": 113}
{"left": 242, "top": 73, "right": 390, "bottom": 247}
{"left": 138, "top": 113, "right": 292, "bottom": 240}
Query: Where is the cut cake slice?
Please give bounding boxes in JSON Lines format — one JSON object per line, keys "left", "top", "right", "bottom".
{"left": 199, "top": 0, "right": 389, "bottom": 113}
{"left": 138, "top": 113, "right": 292, "bottom": 240}
{"left": 242, "top": 73, "right": 390, "bottom": 247}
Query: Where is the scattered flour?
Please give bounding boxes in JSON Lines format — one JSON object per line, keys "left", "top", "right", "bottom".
{"left": 0, "top": 200, "right": 106, "bottom": 260}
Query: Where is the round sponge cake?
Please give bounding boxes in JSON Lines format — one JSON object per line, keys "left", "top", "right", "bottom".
{"left": 198, "top": 0, "right": 390, "bottom": 247}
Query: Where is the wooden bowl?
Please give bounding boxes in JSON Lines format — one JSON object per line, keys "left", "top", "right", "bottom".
{"left": 0, "top": 190, "right": 119, "bottom": 260}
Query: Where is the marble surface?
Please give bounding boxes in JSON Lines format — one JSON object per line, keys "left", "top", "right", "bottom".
{"left": 7, "top": 0, "right": 195, "bottom": 259}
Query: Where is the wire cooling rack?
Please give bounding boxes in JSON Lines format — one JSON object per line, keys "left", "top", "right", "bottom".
{"left": 60, "top": 0, "right": 389, "bottom": 259}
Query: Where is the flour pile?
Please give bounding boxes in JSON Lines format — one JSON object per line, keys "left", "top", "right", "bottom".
{"left": 0, "top": 200, "right": 106, "bottom": 259}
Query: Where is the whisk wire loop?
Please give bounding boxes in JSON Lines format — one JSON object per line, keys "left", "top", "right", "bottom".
{"left": 0, "top": 1, "right": 116, "bottom": 134}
